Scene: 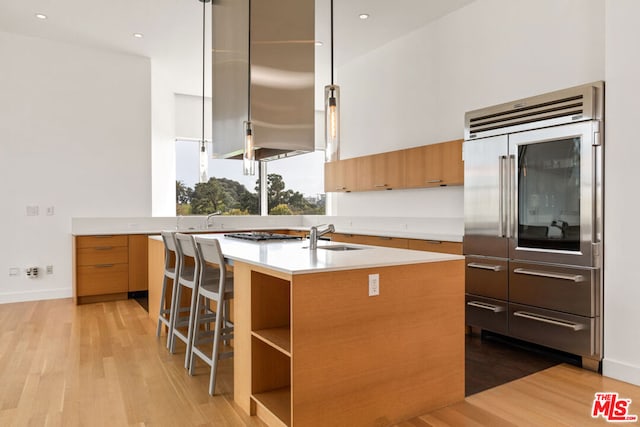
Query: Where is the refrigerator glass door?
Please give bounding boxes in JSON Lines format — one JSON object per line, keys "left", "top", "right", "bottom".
{"left": 463, "top": 135, "right": 509, "bottom": 258}
{"left": 508, "top": 121, "right": 599, "bottom": 267}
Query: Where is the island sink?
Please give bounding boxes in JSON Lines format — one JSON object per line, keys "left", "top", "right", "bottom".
{"left": 301, "top": 245, "right": 367, "bottom": 251}
{"left": 317, "top": 245, "right": 366, "bottom": 251}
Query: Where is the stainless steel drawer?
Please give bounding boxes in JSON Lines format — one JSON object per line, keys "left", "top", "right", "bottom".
{"left": 508, "top": 303, "right": 597, "bottom": 357}
{"left": 465, "top": 294, "right": 508, "bottom": 335}
{"left": 509, "top": 261, "right": 599, "bottom": 317}
{"left": 465, "top": 256, "right": 508, "bottom": 300}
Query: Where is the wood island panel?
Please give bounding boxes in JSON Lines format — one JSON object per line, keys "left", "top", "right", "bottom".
{"left": 234, "top": 261, "right": 258, "bottom": 415}
{"left": 234, "top": 258, "right": 465, "bottom": 426}
{"left": 290, "top": 260, "right": 464, "bottom": 426}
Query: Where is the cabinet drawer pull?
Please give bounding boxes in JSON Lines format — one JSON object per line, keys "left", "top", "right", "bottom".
{"left": 467, "top": 262, "right": 502, "bottom": 272}
{"left": 374, "top": 184, "right": 388, "bottom": 188}
{"left": 467, "top": 301, "right": 505, "bottom": 313}
{"left": 335, "top": 186, "right": 347, "bottom": 190}
{"left": 94, "top": 264, "right": 115, "bottom": 268}
{"left": 94, "top": 235, "right": 114, "bottom": 238}
{"left": 426, "top": 179, "right": 443, "bottom": 183}
{"left": 378, "top": 236, "right": 392, "bottom": 240}
{"left": 94, "top": 246, "right": 114, "bottom": 251}
{"left": 513, "top": 311, "right": 585, "bottom": 331}
{"left": 425, "top": 240, "right": 442, "bottom": 244}
{"left": 513, "top": 268, "right": 584, "bottom": 282}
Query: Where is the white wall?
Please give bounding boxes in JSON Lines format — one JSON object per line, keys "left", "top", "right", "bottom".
{"left": 0, "top": 31, "right": 151, "bottom": 303}
{"left": 151, "top": 61, "right": 177, "bottom": 216}
{"left": 603, "top": 0, "right": 640, "bottom": 385}
{"left": 335, "top": 0, "right": 640, "bottom": 386}
{"left": 332, "top": 0, "right": 604, "bottom": 217}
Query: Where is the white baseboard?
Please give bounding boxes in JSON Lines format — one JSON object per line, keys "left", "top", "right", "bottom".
{"left": 0, "top": 288, "right": 72, "bottom": 304}
{"left": 603, "top": 358, "right": 640, "bottom": 387}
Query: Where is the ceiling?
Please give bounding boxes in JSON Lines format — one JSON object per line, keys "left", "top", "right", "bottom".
{"left": 0, "top": 0, "right": 474, "bottom": 97}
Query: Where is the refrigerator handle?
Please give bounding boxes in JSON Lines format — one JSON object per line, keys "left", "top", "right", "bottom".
{"left": 498, "top": 156, "right": 506, "bottom": 237}
{"left": 508, "top": 154, "right": 516, "bottom": 239}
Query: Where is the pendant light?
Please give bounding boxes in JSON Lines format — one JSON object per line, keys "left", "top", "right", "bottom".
{"left": 243, "top": 0, "right": 256, "bottom": 175}
{"left": 198, "top": 0, "right": 211, "bottom": 183}
{"left": 324, "top": 0, "right": 340, "bottom": 162}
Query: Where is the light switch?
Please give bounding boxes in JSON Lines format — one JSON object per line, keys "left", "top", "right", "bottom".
{"left": 368, "top": 273, "right": 380, "bottom": 296}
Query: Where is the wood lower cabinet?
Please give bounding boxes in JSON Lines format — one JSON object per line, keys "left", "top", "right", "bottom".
{"left": 330, "top": 232, "right": 462, "bottom": 254}
{"left": 74, "top": 234, "right": 149, "bottom": 304}
{"left": 128, "top": 235, "right": 149, "bottom": 292}
{"left": 330, "top": 233, "right": 409, "bottom": 249}
{"left": 407, "top": 238, "right": 463, "bottom": 255}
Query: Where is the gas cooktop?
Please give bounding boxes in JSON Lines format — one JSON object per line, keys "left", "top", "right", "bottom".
{"left": 224, "top": 232, "right": 302, "bottom": 241}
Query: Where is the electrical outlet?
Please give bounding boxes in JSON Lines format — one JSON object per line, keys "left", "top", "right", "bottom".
{"left": 368, "top": 273, "right": 380, "bottom": 296}
{"left": 26, "top": 267, "right": 39, "bottom": 278}
{"left": 46, "top": 206, "right": 55, "bottom": 216}
{"left": 26, "top": 206, "right": 39, "bottom": 216}
{"left": 46, "top": 265, "right": 54, "bottom": 274}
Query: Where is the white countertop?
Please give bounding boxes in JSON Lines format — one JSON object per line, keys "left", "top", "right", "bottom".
{"left": 151, "top": 234, "right": 462, "bottom": 275}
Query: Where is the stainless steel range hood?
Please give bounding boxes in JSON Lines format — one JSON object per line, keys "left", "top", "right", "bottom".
{"left": 211, "top": 0, "right": 315, "bottom": 161}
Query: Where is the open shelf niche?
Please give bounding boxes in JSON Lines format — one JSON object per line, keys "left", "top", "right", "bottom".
{"left": 250, "top": 271, "right": 292, "bottom": 426}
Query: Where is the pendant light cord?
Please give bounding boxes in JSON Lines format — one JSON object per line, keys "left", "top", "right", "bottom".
{"left": 247, "top": 0, "right": 252, "bottom": 120}
{"left": 201, "top": 0, "right": 206, "bottom": 151}
{"left": 330, "top": 0, "right": 334, "bottom": 85}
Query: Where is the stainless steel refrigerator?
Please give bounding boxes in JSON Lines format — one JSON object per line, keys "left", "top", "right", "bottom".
{"left": 463, "top": 81, "right": 604, "bottom": 371}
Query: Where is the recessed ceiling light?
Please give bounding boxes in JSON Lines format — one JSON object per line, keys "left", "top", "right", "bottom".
{"left": 359, "top": 13, "right": 370, "bottom": 20}
{"left": 133, "top": 33, "right": 144, "bottom": 39}
{"left": 315, "top": 41, "right": 324, "bottom": 47}
{"left": 35, "top": 13, "right": 47, "bottom": 20}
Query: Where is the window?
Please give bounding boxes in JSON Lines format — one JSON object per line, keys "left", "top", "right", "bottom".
{"left": 176, "top": 140, "right": 324, "bottom": 216}
{"left": 266, "top": 151, "right": 325, "bottom": 215}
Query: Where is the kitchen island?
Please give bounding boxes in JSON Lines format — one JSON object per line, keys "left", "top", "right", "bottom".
{"left": 149, "top": 234, "right": 465, "bottom": 426}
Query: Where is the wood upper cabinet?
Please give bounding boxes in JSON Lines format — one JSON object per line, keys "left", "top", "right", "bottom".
{"left": 405, "top": 139, "right": 464, "bottom": 188}
{"left": 356, "top": 151, "right": 405, "bottom": 191}
{"left": 324, "top": 158, "right": 357, "bottom": 192}
{"left": 324, "top": 139, "right": 463, "bottom": 192}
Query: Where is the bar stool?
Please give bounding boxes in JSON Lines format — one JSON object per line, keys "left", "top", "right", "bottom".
{"left": 189, "top": 236, "right": 234, "bottom": 395}
{"left": 156, "top": 231, "right": 181, "bottom": 348}
{"left": 169, "top": 233, "right": 203, "bottom": 368}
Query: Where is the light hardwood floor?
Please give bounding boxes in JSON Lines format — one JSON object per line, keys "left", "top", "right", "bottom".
{"left": 0, "top": 298, "right": 262, "bottom": 427}
{"left": 2, "top": 298, "right": 639, "bottom": 426}
{"left": 397, "top": 363, "right": 640, "bottom": 426}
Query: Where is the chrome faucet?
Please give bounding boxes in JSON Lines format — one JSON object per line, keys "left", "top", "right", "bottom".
{"left": 309, "top": 224, "right": 335, "bottom": 250}
{"left": 205, "top": 211, "right": 222, "bottom": 228}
